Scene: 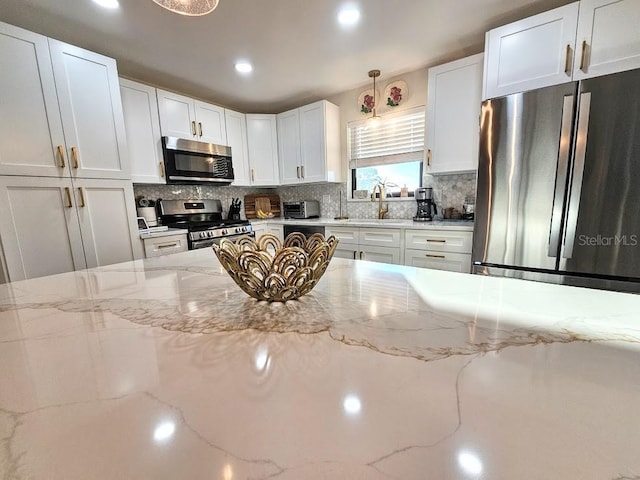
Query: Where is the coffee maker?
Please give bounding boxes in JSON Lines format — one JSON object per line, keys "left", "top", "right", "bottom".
{"left": 413, "top": 187, "right": 437, "bottom": 222}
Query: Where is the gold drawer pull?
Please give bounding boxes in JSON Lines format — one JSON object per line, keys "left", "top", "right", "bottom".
{"left": 427, "top": 149, "right": 432, "bottom": 167}
{"left": 78, "top": 187, "right": 86, "bottom": 207}
{"left": 191, "top": 121, "right": 197, "bottom": 136}
{"left": 71, "top": 147, "right": 79, "bottom": 169}
{"left": 198, "top": 122, "right": 203, "bottom": 137}
{"left": 579, "top": 40, "right": 588, "bottom": 71}
{"left": 564, "top": 44, "right": 571, "bottom": 75}
{"left": 157, "top": 242, "right": 178, "bottom": 249}
{"left": 57, "top": 145, "right": 66, "bottom": 168}
{"left": 426, "top": 239, "right": 446, "bottom": 243}
{"left": 426, "top": 254, "right": 445, "bottom": 259}
{"left": 159, "top": 161, "right": 165, "bottom": 177}
{"left": 64, "top": 187, "right": 73, "bottom": 208}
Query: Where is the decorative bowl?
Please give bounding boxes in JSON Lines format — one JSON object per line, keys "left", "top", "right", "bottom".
{"left": 212, "top": 233, "right": 339, "bottom": 302}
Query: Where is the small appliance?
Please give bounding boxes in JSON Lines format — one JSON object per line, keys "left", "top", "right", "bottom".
{"left": 413, "top": 187, "right": 437, "bottom": 222}
{"left": 158, "top": 199, "right": 253, "bottom": 250}
{"left": 228, "top": 198, "right": 242, "bottom": 220}
{"left": 462, "top": 195, "right": 475, "bottom": 221}
{"left": 161, "top": 136, "right": 234, "bottom": 185}
{"left": 283, "top": 200, "right": 320, "bottom": 219}
{"left": 136, "top": 197, "right": 158, "bottom": 226}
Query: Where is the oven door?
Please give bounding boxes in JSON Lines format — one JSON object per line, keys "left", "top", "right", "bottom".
{"left": 191, "top": 232, "right": 255, "bottom": 250}
{"left": 162, "top": 136, "right": 234, "bottom": 184}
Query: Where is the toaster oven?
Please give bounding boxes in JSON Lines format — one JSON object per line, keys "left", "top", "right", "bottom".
{"left": 283, "top": 201, "right": 320, "bottom": 219}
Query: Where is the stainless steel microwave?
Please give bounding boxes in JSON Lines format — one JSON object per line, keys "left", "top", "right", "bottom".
{"left": 162, "top": 136, "right": 234, "bottom": 185}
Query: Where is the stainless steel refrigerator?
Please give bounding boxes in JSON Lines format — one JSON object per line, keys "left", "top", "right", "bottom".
{"left": 472, "top": 68, "right": 640, "bottom": 293}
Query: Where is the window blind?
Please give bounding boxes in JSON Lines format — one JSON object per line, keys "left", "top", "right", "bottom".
{"left": 348, "top": 107, "right": 425, "bottom": 169}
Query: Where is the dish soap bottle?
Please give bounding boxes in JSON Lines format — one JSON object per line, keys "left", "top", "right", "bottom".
{"left": 400, "top": 184, "right": 409, "bottom": 197}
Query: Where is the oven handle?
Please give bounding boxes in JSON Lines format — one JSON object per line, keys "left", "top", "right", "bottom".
{"left": 191, "top": 232, "right": 255, "bottom": 249}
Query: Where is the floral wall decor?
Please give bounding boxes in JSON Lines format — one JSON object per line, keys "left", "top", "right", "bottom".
{"left": 384, "top": 81, "right": 408, "bottom": 108}
{"left": 358, "top": 88, "right": 379, "bottom": 114}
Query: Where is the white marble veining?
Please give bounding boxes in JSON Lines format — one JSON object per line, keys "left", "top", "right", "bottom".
{"left": 0, "top": 249, "right": 639, "bottom": 479}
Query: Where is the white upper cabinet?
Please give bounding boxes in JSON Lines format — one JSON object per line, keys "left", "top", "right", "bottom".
{"left": 119, "top": 78, "right": 165, "bottom": 184}
{"left": 194, "top": 100, "right": 226, "bottom": 145}
{"left": 484, "top": 0, "right": 640, "bottom": 98}
{"left": 49, "top": 39, "right": 129, "bottom": 180}
{"left": 573, "top": 0, "right": 640, "bottom": 80}
{"left": 426, "top": 54, "right": 484, "bottom": 175}
{"left": 157, "top": 89, "right": 226, "bottom": 144}
{"left": 0, "top": 23, "right": 66, "bottom": 177}
{"left": 224, "top": 109, "right": 251, "bottom": 186}
{"left": 277, "top": 108, "right": 302, "bottom": 184}
{"left": 0, "top": 22, "right": 128, "bottom": 180}
{"left": 484, "top": 3, "right": 579, "bottom": 99}
{"left": 246, "top": 114, "right": 280, "bottom": 186}
{"left": 277, "top": 100, "right": 341, "bottom": 185}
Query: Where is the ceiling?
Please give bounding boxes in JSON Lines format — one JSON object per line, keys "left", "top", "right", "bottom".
{"left": 0, "top": 0, "right": 572, "bottom": 113}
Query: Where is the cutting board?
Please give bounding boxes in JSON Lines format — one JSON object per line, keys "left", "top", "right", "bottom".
{"left": 244, "top": 193, "right": 281, "bottom": 219}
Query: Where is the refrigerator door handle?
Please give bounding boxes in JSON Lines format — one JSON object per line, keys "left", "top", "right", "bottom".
{"left": 562, "top": 92, "right": 591, "bottom": 259}
{"left": 548, "top": 94, "right": 575, "bottom": 257}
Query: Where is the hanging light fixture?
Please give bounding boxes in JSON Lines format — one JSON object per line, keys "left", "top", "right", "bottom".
{"left": 152, "top": 0, "right": 219, "bottom": 16}
{"left": 367, "top": 69, "right": 382, "bottom": 125}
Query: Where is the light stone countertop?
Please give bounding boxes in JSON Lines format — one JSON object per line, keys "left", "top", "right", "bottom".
{"left": 250, "top": 217, "right": 475, "bottom": 231}
{"left": 0, "top": 248, "right": 639, "bottom": 479}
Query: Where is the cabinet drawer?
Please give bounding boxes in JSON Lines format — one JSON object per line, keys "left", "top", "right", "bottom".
{"left": 405, "top": 229, "right": 473, "bottom": 253}
{"left": 358, "top": 228, "right": 401, "bottom": 247}
{"left": 143, "top": 234, "right": 188, "bottom": 258}
{"left": 404, "top": 249, "right": 471, "bottom": 273}
{"left": 360, "top": 245, "right": 401, "bottom": 265}
{"left": 326, "top": 226, "right": 359, "bottom": 243}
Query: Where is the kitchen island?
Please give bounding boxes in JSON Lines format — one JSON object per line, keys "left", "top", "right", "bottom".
{"left": 1, "top": 248, "right": 639, "bottom": 479}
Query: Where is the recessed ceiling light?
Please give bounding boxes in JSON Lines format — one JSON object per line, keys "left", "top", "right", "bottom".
{"left": 92, "top": 0, "right": 119, "bottom": 9}
{"left": 338, "top": 5, "right": 360, "bottom": 27}
{"left": 235, "top": 62, "right": 253, "bottom": 74}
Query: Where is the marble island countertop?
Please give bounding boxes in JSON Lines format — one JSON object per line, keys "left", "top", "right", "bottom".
{"left": 250, "top": 217, "right": 475, "bottom": 231}
{"left": 1, "top": 249, "right": 639, "bottom": 479}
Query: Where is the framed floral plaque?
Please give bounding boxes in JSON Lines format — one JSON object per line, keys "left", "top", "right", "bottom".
{"left": 358, "top": 88, "right": 379, "bottom": 115}
{"left": 384, "top": 81, "right": 408, "bottom": 108}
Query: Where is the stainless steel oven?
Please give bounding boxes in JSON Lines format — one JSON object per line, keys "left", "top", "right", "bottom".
{"left": 162, "top": 136, "right": 234, "bottom": 185}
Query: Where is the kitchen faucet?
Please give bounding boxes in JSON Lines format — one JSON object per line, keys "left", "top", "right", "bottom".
{"left": 371, "top": 184, "right": 388, "bottom": 219}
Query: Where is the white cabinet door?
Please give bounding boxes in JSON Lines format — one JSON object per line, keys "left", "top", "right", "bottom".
{"left": 0, "top": 176, "right": 86, "bottom": 281}
{"left": 49, "top": 39, "right": 129, "bottom": 180}
{"left": 404, "top": 249, "right": 471, "bottom": 273}
{"left": 225, "top": 109, "right": 251, "bottom": 186}
{"left": 334, "top": 244, "right": 359, "bottom": 260}
{"left": 157, "top": 89, "right": 197, "bottom": 139}
{"left": 119, "top": 79, "right": 165, "bottom": 184}
{"left": 573, "top": 0, "right": 640, "bottom": 80}
{"left": 299, "top": 101, "right": 327, "bottom": 183}
{"left": 73, "top": 179, "right": 142, "bottom": 268}
{"left": 267, "top": 224, "right": 284, "bottom": 241}
{"left": 426, "top": 54, "right": 483, "bottom": 174}
{"left": 326, "top": 226, "right": 359, "bottom": 243}
{"left": 194, "top": 100, "right": 226, "bottom": 145}
{"left": 484, "top": 3, "right": 579, "bottom": 99}
{"left": 0, "top": 22, "right": 67, "bottom": 177}
{"left": 246, "top": 114, "right": 279, "bottom": 186}
{"left": 360, "top": 245, "right": 400, "bottom": 264}
{"left": 358, "top": 228, "right": 402, "bottom": 247}
{"left": 277, "top": 108, "right": 302, "bottom": 184}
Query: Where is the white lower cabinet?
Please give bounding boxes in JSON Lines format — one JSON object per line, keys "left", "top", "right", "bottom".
{"left": 142, "top": 233, "right": 188, "bottom": 258}
{"left": 267, "top": 224, "right": 284, "bottom": 241}
{"left": 403, "top": 229, "right": 473, "bottom": 273}
{"left": 327, "top": 226, "right": 402, "bottom": 265}
{"left": 0, "top": 176, "right": 142, "bottom": 281}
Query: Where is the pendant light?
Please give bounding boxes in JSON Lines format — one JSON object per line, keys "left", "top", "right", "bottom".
{"left": 152, "top": 0, "right": 219, "bottom": 16}
{"left": 368, "top": 69, "right": 382, "bottom": 125}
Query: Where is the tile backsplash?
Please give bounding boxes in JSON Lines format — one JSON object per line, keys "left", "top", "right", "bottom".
{"left": 134, "top": 173, "right": 476, "bottom": 220}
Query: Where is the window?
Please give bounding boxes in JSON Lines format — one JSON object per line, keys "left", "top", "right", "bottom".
{"left": 348, "top": 106, "right": 425, "bottom": 198}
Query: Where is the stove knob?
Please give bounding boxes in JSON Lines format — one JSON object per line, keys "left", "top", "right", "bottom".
{"left": 222, "top": 229, "right": 228, "bottom": 235}
{"left": 208, "top": 231, "right": 214, "bottom": 238}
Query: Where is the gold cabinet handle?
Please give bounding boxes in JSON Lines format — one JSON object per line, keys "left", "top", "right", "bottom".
{"left": 301, "top": 165, "right": 304, "bottom": 178}
{"left": 564, "top": 44, "right": 572, "bottom": 75}
{"left": 198, "top": 122, "right": 203, "bottom": 137}
{"left": 71, "top": 147, "right": 79, "bottom": 169}
{"left": 157, "top": 242, "right": 178, "bottom": 249}
{"left": 159, "top": 161, "right": 165, "bottom": 177}
{"left": 353, "top": 251, "right": 357, "bottom": 260}
{"left": 57, "top": 145, "right": 66, "bottom": 168}
{"left": 426, "top": 239, "right": 446, "bottom": 243}
{"left": 78, "top": 187, "right": 86, "bottom": 208}
{"left": 251, "top": 168, "right": 255, "bottom": 182}
{"left": 191, "top": 121, "right": 197, "bottom": 136}
{"left": 297, "top": 166, "right": 300, "bottom": 178}
{"left": 64, "top": 187, "right": 73, "bottom": 208}
{"left": 579, "top": 40, "right": 588, "bottom": 71}
{"left": 426, "top": 254, "right": 446, "bottom": 259}
{"left": 359, "top": 251, "right": 363, "bottom": 260}
{"left": 427, "top": 149, "right": 432, "bottom": 167}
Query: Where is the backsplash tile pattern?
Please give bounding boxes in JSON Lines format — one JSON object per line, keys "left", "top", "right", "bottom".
{"left": 133, "top": 172, "right": 476, "bottom": 221}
